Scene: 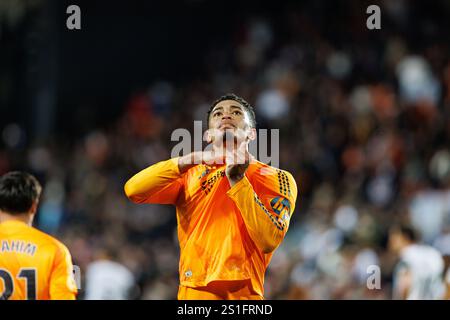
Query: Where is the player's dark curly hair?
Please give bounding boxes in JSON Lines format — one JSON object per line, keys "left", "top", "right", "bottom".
{"left": 207, "top": 93, "right": 256, "bottom": 128}
{"left": 0, "top": 171, "right": 42, "bottom": 215}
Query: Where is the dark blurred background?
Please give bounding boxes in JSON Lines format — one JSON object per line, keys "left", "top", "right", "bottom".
{"left": 1, "top": 0, "right": 450, "bottom": 299}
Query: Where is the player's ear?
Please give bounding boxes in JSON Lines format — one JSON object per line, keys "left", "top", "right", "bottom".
{"left": 204, "top": 129, "right": 213, "bottom": 144}
{"left": 248, "top": 127, "right": 257, "bottom": 141}
{"left": 29, "top": 201, "right": 39, "bottom": 215}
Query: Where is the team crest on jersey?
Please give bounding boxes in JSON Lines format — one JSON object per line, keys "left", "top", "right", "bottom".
{"left": 270, "top": 196, "right": 291, "bottom": 222}
{"left": 200, "top": 169, "right": 225, "bottom": 195}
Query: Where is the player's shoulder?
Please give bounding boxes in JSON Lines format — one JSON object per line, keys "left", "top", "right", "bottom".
{"left": 249, "top": 160, "right": 295, "bottom": 182}
{"left": 28, "top": 226, "right": 70, "bottom": 254}
{"left": 248, "top": 161, "right": 298, "bottom": 198}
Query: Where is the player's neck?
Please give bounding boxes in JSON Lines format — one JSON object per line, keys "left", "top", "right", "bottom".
{"left": 0, "top": 211, "right": 33, "bottom": 226}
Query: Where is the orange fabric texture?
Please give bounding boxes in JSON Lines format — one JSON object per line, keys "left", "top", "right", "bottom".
{"left": 0, "top": 220, "right": 78, "bottom": 300}
{"left": 178, "top": 280, "right": 264, "bottom": 300}
{"left": 125, "top": 157, "right": 297, "bottom": 298}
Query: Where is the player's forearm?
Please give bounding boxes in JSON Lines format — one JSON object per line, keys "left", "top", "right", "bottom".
{"left": 178, "top": 150, "right": 227, "bottom": 173}
{"left": 124, "top": 158, "right": 181, "bottom": 202}
{"left": 178, "top": 152, "right": 202, "bottom": 174}
{"left": 227, "top": 177, "right": 287, "bottom": 253}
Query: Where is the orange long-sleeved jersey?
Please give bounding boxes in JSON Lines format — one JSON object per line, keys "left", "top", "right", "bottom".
{"left": 0, "top": 220, "right": 78, "bottom": 300}
{"left": 124, "top": 157, "right": 297, "bottom": 297}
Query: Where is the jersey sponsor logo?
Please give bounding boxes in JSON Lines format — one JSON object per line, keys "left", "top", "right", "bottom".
{"left": 200, "top": 169, "right": 225, "bottom": 195}
{"left": 198, "top": 168, "right": 210, "bottom": 180}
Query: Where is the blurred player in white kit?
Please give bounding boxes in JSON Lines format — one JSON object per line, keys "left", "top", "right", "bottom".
{"left": 389, "top": 224, "right": 445, "bottom": 300}
{"left": 84, "top": 246, "right": 135, "bottom": 300}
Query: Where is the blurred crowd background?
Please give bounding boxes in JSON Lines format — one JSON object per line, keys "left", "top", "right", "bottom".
{"left": 1, "top": 0, "right": 450, "bottom": 299}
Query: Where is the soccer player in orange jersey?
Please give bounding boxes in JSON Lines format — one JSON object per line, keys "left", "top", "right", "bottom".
{"left": 0, "top": 171, "right": 78, "bottom": 300}
{"left": 125, "top": 93, "right": 298, "bottom": 300}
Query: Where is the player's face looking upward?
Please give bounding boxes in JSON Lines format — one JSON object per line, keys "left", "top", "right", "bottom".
{"left": 177, "top": 94, "right": 256, "bottom": 173}
{"left": 206, "top": 99, "right": 256, "bottom": 147}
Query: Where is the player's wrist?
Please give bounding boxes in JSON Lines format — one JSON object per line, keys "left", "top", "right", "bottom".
{"left": 226, "top": 173, "right": 245, "bottom": 187}
{"left": 226, "top": 164, "right": 247, "bottom": 186}
{"left": 178, "top": 152, "right": 199, "bottom": 173}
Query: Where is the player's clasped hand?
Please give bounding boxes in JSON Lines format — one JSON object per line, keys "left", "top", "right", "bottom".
{"left": 202, "top": 130, "right": 254, "bottom": 186}
{"left": 178, "top": 127, "right": 255, "bottom": 187}
{"left": 178, "top": 141, "right": 253, "bottom": 187}
{"left": 224, "top": 138, "right": 252, "bottom": 186}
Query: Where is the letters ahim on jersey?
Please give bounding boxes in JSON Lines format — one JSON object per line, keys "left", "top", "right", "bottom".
{"left": 0, "top": 171, "right": 78, "bottom": 300}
